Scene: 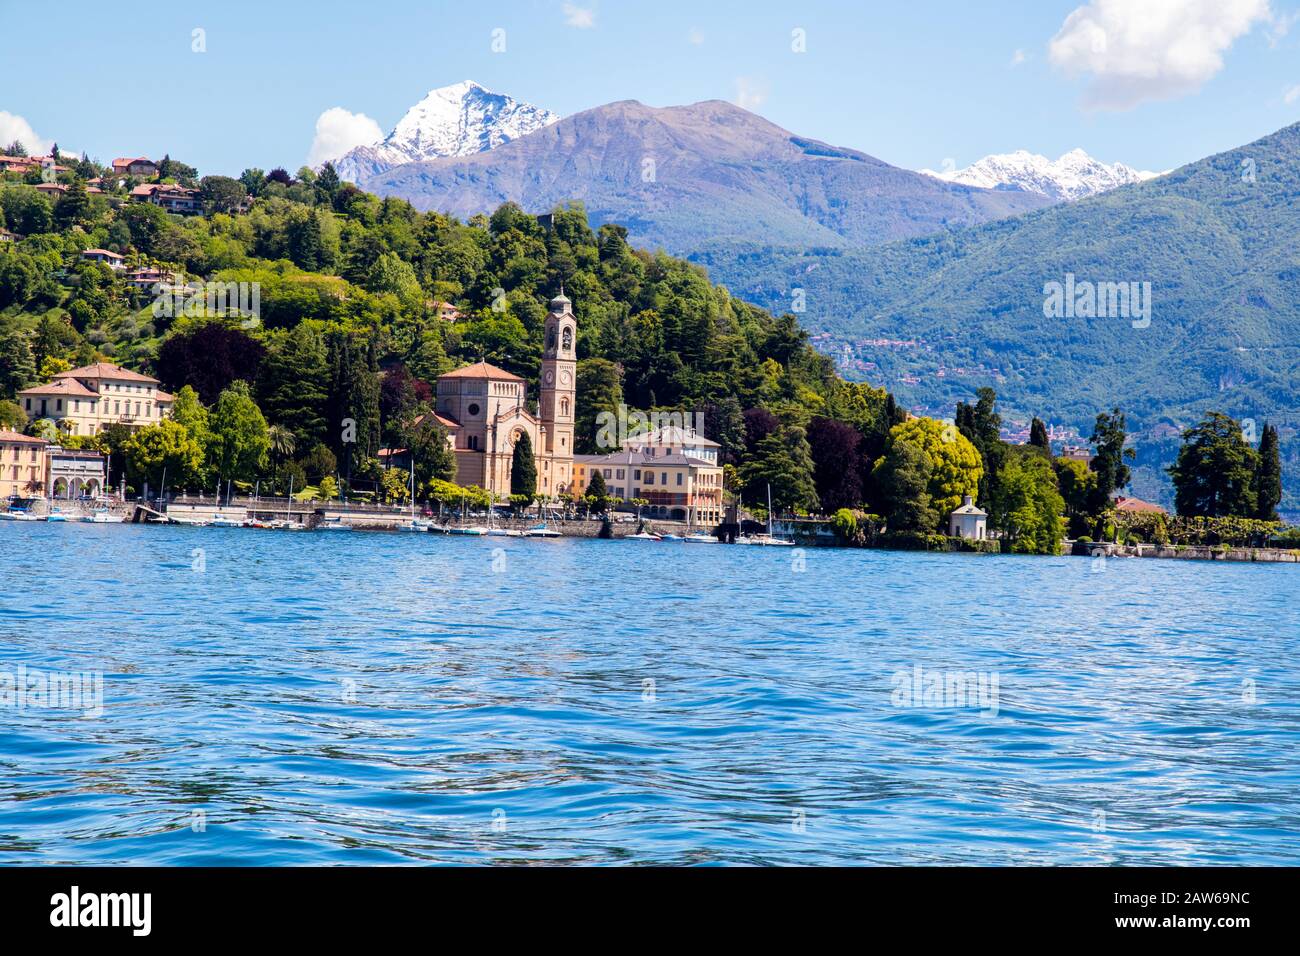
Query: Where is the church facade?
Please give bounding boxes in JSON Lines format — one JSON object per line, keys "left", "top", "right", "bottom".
{"left": 434, "top": 291, "right": 577, "bottom": 499}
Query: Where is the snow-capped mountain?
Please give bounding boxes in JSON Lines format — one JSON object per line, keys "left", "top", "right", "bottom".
{"left": 331, "top": 81, "right": 559, "bottom": 185}
{"left": 921, "top": 149, "right": 1160, "bottom": 202}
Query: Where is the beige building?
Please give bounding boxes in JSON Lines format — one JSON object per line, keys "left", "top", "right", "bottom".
{"left": 574, "top": 449, "right": 724, "bottom": 525}
{"left": 0, "top": 430, "right": 48, "bottom": 500}
{"left": 17, "top": 362, "right": 174, "bottom": 437}
{"left": 434, "top": 292, "right": 577, "bottom": 499}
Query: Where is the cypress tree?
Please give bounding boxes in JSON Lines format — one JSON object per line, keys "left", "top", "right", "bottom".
{"left": 511, "top": 431, "right": 537, "bottom": 502}
{"left": 1029, "top": 417, "right": 1050, "bottom": 452}
{"left": 1254, "top": 422, "right": 1282, "bottom": 521}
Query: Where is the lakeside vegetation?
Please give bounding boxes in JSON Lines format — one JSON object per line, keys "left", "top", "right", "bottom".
{"left": 0, "top": 141, "right": 1289, "bottom": 552}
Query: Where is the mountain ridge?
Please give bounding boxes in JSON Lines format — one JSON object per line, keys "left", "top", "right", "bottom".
{"left": 921, "top": 148, "right": 1160, "bottom": 201}
{"left": 359, "top": 98, "right": 1053, "bottom": 252}
{"left": 331, "top": 81, "right": 559, "bottom": 184}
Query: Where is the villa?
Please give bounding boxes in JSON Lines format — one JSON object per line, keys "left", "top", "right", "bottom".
{"left": 573, "top": 449, "right": 724, "bottom": 525}
{"left": 0, "top": 430, "right": 48, "bottom": 500}
{"left": 17, "top": 362, "right": 174, "bottom": 436}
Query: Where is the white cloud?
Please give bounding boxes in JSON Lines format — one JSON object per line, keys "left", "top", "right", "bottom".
{"left": 563, "top": 3, "right": 595, "bottom": 29}
{"left": 688, "top": 27, "right": 705, "bottom": 46}
{"left": 0, "top": 111, "right": 53, "bottom": 155}
{"left": 1049, "top": 0, "right": 1272, "bottom": 110}
{"left": 1284, "top": 83, "right": 1300, "bottom": 103}
{"left": 1010, "top": 48, "right": 1027, "bottom": 66}
{"left": 734, "top": 77, "right": 769, "bottom": 111}
{"left": 307, "top": 107, "right": 383, "bottom": 166}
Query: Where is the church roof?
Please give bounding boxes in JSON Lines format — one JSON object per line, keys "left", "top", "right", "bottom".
{"left": 438, "top": 361, "right": 524, "bottom": 383}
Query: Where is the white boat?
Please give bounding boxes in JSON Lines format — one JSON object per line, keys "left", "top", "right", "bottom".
{"left": 736, "top": 533, "right": 796, "bottom": 547}
{"left": 271, "top": 519, "right": 307, "bottom": 531}
{"left": 0, "top": 509, "right": 39, "bottom": 522}
{"left": 525, "top": 523, "right": 562, "bottom": 538}
{"left": 626, "top": 531, "right": 662, "bottom": 541}
{"left": 209, "top": 516, "right": 243, "bottom": 528}
{"left": 318, "top": 519, "right": 353, "bottom": 531}
{"left": 449, "top": 526, "right": 489, "bottom": 536}
{"left": 45, "top": 508, "right": 69, "bottom": 522}
{"left": 81, "top": 511, "right": 125, "bottom": 523}
{"left": 168, "top": 515, "right": 210, "bottom": 527}
{"left": 682, "top": 531, "right": 719, "bottom": 544}
{"left": 401, "top": 518, "right": 433, "bottom": 532}
{"left": 739, "top": 485, "right": 796, "bottom": 546}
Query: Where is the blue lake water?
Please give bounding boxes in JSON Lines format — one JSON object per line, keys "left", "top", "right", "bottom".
{"left": 1, "top": 522, "right": 1297, "bottom": 865}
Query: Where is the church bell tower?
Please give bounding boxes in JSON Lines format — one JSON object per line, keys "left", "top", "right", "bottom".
{"left": 539, "top": 288, "right": 577, "bottom": 489}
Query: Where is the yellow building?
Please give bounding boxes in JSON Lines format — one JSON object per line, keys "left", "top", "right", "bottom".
{"left": 17, "top": 362, "right": 174, "bottom": 437}
{"left": 573, "top": 449, "right": 724, "bottom": 525}
{"left": 434, "top": 292, "right": 577, "bottom": 499}
{"left": 0, "top": 430, "right": 48, "bottom": 500}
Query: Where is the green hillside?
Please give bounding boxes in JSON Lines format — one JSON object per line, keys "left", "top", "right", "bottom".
{"left": 693, "top": 121, "right": 1300, "bottom": 506}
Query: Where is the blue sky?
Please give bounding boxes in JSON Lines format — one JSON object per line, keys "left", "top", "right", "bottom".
{"left": 2, "top": 0, "right": 1298, "bottom": 176}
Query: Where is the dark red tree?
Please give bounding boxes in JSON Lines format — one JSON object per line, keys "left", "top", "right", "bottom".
{"left": 806, "top": 416, "right": 864, "bottom": 512}
{"left": 156, "top": 323, "right": 266, "bottom": 403}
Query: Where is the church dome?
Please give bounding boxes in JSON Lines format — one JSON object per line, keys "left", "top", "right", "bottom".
{"left": 549, "top": 288, "right": 571, "bottom": 311}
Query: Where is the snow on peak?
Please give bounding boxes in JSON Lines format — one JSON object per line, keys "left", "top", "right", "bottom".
{"left": 330, "top": 81, "right": 559, "bottom": 185}
{"left": 921, "top": 149, "right": 1161, "bottom": 202}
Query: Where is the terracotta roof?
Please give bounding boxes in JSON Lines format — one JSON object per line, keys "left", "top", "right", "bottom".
{"left": 82, "top": 248, "right": 124, "bottom": 259}
{"left": 18, "top": 378, "right": 98, "bottom": 398}
{"left": 155, "top": 390, "right": 174, "bottom": 402}
{"left": 412, "top": 412, "right": 461, "bottom": 430}
{"left": 438, "top": 361, "right": 524, "bottom": 382}
{"left": 0, "top": 429, "right": 49, "bottom": 445}
{"left": 54, "top": 362, "right": 158, "bottom": 384}
{"left": 112, "top": 156, "right": 154, "bottom": 168}
{"left": 1114, "top": 496, "right": 1168, "bottom": 514}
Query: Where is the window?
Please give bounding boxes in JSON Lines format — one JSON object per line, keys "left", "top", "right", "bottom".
{"left": 616, "top": 469, "right": 624, "bottom": 480}
{"left": 661, "top": 473, "right": 667, "bottom": 485}
{"left": 677, "top": 473, "right": 683, "bottom": 486}
{"left": 645, "top": 472, "right": 654, "bottom": 485}
{"left": 634, "top": 469, "right": 641, "bottom": 480}
{"left": 468, "top": 403, "right": 480, "bottom": 416}
{"left": 603, "top": 469, "right": 611, "bottom": 478}
{"left": 468, "top": 435, "right": 479, "bottom": 450}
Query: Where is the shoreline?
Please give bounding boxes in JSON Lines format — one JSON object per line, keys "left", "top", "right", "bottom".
{"left": 9, "top": 499, "right": 1300, "bottom": 564}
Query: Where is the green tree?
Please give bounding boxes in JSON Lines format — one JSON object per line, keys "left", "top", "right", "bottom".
{"left": 873, "top": 439, "right": 936, "bottom": 533}
{"left": 122, "top": 419, "right": 205, "bottom": 490}
{"left": 955, "top": 387, "right": 1003, "bottom": 505}
{"left": 1054, "top": 456, "right": 1098, "bottom": 539}
{"left": 510, "top": 430, "right": 537, "bottom": 502}
{"left": 586, "top": 469, "right": 609, "bottom": 512}
{"left": 878, "top": 417, "right": 983, "bottom": 524}
{"left": 208, "top": 380, "right": 270, "bottom": 482}
{"left": 1253, "top": 422, "right": 1282, "bottom": 522}
{"left": 401, "top": 416, "right": 455, "bottom": 489}
{"left": 170, "top": 385, "right": 213, "bottom": 483}
{"left": 0, "top": 321, "right": 36, "bottom": 395}
{"left": 1088, "top": 408, "right": 1135, "bottom": 515}
{"left": 1029, "top": 417, "right": 1051, "bottom": 452}
{"left": 54, "top": 179, "right": 90, "bottom": 229}
{"left": 1168, "top": 412, "right": 1259, "bottom": 518}
{"left": 990, "top": 451, "right": 1066, "bottom": 554}
{"left": 260, "top": 324, "right": 329, "bottom": 448}
{"left": 575, "top": 357, "right": 623, "bottom": 453}
{"left": 741, "top": 424, "right": 820, "bottom": 515}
